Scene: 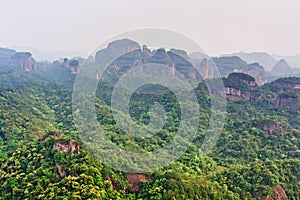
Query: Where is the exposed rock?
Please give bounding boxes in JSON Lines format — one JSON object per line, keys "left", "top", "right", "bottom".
{"left": 11, "top": 52, "right": 36, "bottom": 71}
{"left": 95, "top": 39, "right": 141, "bottom": 67}
{"left": 265, "top": 185, "right": 288, "bottom": 200}
{"left": 53, "top": 139, "right": 80, "bottom": 155}
{"left": 275, "top": 92, "right": 300, "bottom": 112}
{"left": 127, "top": 174, "right": 147, "bottom": 194}
{"left": 213, "top": 56, "right": 248, "bottom": 77}
{"left": 53, "top": 137, "right": 80, "bottom": 179}
{"left": 224, "top": 73, "right": 261, "bottom": 102}
{"left": 142, "top": 45, "right": 153, "bottom": 57}
{"left": 245, "top": 62, "right": 268, "bottom": 85}
{"left": 271, "top": 77, "right": 300, "bottom": 94}
{"left": 258, "top": 120, "right": 286, "bottom": 135}
{"left": 208, "top": 57, "right": 267, "bottom": 85}
{"left": 68, "top": 59, "right": 80, "bottom": 74}
{"left": 55, "top": 163, "right": 67, "bottom": 178}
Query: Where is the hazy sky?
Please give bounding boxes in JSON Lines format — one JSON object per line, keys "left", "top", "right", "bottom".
{"left": 1, "top": 0, "right": 300, "bottom": 57}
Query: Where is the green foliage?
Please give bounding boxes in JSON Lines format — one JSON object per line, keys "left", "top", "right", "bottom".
{"left": 0, "top": 62, "right": 299, "bottom": 199}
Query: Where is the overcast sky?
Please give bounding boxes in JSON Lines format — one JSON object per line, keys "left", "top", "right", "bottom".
{"left": 0, "top": 0, "right": 300, "bottom": 57}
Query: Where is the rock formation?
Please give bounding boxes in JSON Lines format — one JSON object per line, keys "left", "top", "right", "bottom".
{"left": 53, "top": 139, "right": 80, "bottom": 155}
{"left": 55, "top": 163, "right": 67, "bottom": 178}
{"left": 222, "top": 52, "right": 277, "bottom": 71}
{"left": 224, "top": 73, "right": 261, "bottom": 102}
{"left": 268, "top": 77, "right": 300, "bottom": 111}
{"left": 265, "top": 185, "right": 288, "bottom": 200}
{"left": 52, "top": 133, "right": 80, "bottom": 178}
{"left": 275, "top": 92, "right": 300, "bottom": 112}
{"left": 68, "top": 59, "right": 80, "bottom": 74}
{"left": 11, "top": 52, "right": 36, "bottom": 71}
{"left": 211, "top": 57, "right": 267, "bottom": 85}
{"left": 127, "top": 174, "right": 147, "bottom": 194}
{"left": 258, "top": 120, "right": 285, "bottom": 135}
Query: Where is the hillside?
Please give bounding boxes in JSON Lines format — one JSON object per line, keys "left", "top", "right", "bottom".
{"left": 0, "top": 46, "right": 299, "bottom": 199}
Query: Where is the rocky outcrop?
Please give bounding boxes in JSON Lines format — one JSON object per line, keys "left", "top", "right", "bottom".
{"left": 11, "top": 52, "right": 36, "bottom": 71}
{"left": 53, "top": 139, "right": 80, "bottom": 155}
{"left": 68, "top": 59, "right": 80, "bottom": 74}
{"left": 127, "top": 174, "right": 147, "bottom": 194}
{"left": 204, "top": 56, "right": 268, "bottom": 85}
{"left": 275, "top": 92, "right": 300, "bottom": 112}
{"left": 53, "top": 136, "right": 80, "bottom": 179}
{"left": 55, "top": 163, "right": 67, "bottom": 178}
{"left": 245, "top": 62, "right": 268, "bottom": 85}
{"left": 258, "top": 120, "right": 285, "bottom": 135}
{"left": 224, "top": 73, "right": 261, "bottom": 102}
{"left": 95, "top": 39, "right": 142, "bottom": 67}
{"left": 142, "top": 45, "right": 153, "bottom": 58}
{"left": 267, "top": 77, "right": 300, "bottom": 111}
{"left": 265, "top": 185, "right": 288, "bottom": 200}
{"left": 271, "top": 78, "right": 300, "bottom": 94}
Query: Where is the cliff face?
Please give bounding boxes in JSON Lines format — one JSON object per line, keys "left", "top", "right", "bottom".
{"left": 205, "top": 57, "right": 268, "bottom": 85}
{"left": 258, "top": 120, "right": 285, "bottom": 135}
{"left": 275, "top": 94, "right": 300, "bottom": 112}
{"left": 68, "top": 59, "right": 80, "bottom": 74}
{"left": 224, "top": 73, "right": 261, "bottom": 102}
{"left": 127, "top": 174, "right": 147, "bottom": 194}
{"left": 0, "top": 49, "right": 37, "bottom": 72}
{"left": 11, "top": 52, "right": 36, "bottom": 71}
{"left": 245, "top": 63, "right": 268, "bottom": 85}
{"left": 95, "top": 39, "right": 142, "bottom": 67}
{"left": 267, "top": 77, "right": 300, "bottom": 111}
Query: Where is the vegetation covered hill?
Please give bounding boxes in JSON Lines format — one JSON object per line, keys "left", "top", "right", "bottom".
{"left": 0, "top": 49, "right": 299, "bottom": 199}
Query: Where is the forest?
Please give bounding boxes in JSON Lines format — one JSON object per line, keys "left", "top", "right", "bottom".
{"left": 0, "top": 57, "right": 299, "bottom": 200}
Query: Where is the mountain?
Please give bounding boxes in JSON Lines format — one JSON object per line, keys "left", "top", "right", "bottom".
{"left": 0, "top": 42, "right": 299, "bottom": 199}
{"left": 272, "top": 54, "right": 300, "bottom": 68}
{"left": 12, "top": 46, "right": 85, "bottom": 62}
{"left": 0, "top": 47, "right": 16, "bottom": 66}
{"left": 223, "top": 52, "right": 278, "bottom": 71}
{"left": 271, "top": 59, "right": 294, "bottom": 76}
{"left": 0, "top": 48, "right": 37, "bottom": 72}
{"left": 211, "top": 56, "right": 267, "bottom": 85}
{"left": 189, "top": 51, "right": 210, "bottom": 61}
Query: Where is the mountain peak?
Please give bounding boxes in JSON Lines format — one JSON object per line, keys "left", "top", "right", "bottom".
{"left": 272, "top": 59, "right": 293, "bottom": 76}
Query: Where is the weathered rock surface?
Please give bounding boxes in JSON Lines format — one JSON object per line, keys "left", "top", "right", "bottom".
{"left": 224, "top": 72, "right": 261, "bottom": 102}
{"left": 127, "top": 174, "right": 147, "bottom": 194}
{"left": 11, "top": 52, "right": 36, "bottom": 71}
{"left": 258, "top": 120, "right": 285, "bottom": 135}
{"left": 265, "top": 185, "right": 288, "bottom": 200}
{"left": 275, "top": 93, "right": 300, "bottom": 112}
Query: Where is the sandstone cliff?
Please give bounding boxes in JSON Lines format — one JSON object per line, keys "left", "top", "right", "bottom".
{"left": 11, "top": 52, "right": 36, "bottom": 71}
{"left": 224, "top": 72, "right": 261, "bottom": 102}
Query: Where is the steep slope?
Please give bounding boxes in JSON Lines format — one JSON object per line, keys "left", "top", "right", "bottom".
{"left": 223, "top": 52, "right": 277, "bottom": 71}
{"left": 271, "top": 59, "right": 294, "bottom": 76}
